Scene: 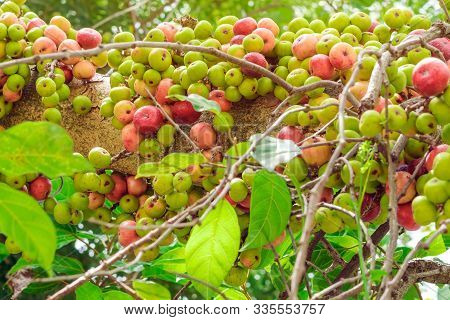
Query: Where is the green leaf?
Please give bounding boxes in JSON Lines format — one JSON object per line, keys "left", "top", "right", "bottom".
{"left": 0, "top": 243, "right": 7, "bottom": 263}
{"left": 170, "top": 94, "right": 221, "bottom": 113}
{"left": 76, "top": 282, "right": 103, "bottom": 300}
{"left": 103, "top": 290, "right": 134, "bottom": 300}
{"left": 0, "top": 183, "right": 56, "bottom": 271}
{"left": 417, "top": 234, "right": 446, "bottom": 258}
{"left": 132, "top": 280, "right": 171, "bottom": 300}
{"left": 438, "top": 285, "right": 450, "bottom": 300}
{"left": 326, "top": 235, "right": 359, "bottom": 253}
{"left": 243, "top": 170, "right": 291, "bottom": 249}
{"left": 185, "top": 200, "right": 240, "bottom": 299}
{"left": 214, "top": 288, "right": 248, "bottom": 300}
{"left": 370, "top": 269, "right": 387, "bottom": 284}
{"left": 0, "top": 122, "right": 92, "bottom": 178}
{"left": 250, "top": 135, "right": 301, "bottom": 171}
{"left": 148, "top": 247, "right": 186, "bottom": 274}
{"left": 136, "top": 153, "right": 206, "bottom": 178}
{"left": 53, "top": 255, "right": 84, "bottom": 275}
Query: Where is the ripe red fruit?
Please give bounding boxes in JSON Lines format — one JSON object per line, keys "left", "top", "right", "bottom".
{"left": 29, "top": 176, "right": 52, "bottom": 201}
{"left": 170, "top": 101, "right": 201, "bottom": 124}
{"left": 59, "top": 63, "right": 73, "bottom": 83}
{"left": 385, "top": 171, "right": 416, "bottom": 204}
{"left": 361, "top": 194, "right": 380, "bottom": 222}
{"left": 106, "top": 173, "right": 127, "bottom": 202}
{"left": 412, "top": 57, "right": 450, "bottom": 97}
{"left": 397, "top": 203, "right": 420, "bottom": 231}
{"left": 310, "top": 54, "right": 335, "bottom": 80}
{"left": 242, "top": 52, "right": 268, "bottom": 77}
{"left": 239, "top": 194, "right": 251, "bottom": 209}
{"left": 233, "top": 17, "right": 257, "bottom": 36}
{"left": 118, "top": 220, "right": 140, "bottom": 246}
{"left": 425, "top": 144, "right": 448, "bottom": 172}
{"left": 121, "top": 123, "right": 140, "bottom": 152}
{"left": 320, "top": 188, "right": 333, "bottom": 203}
{"left": 133, "top": 105, "right": 164, "bottom": 134}
{"left": 76, "top": 28, "right": 102, "bottom": 49}
{"left": 126, "top": 176, "right": 148, "bottom": 197}
{"left": 225, "top": 194, "right": 237, "bottom": 206}
{"left": 368, "top": 20, "right": 379, "bottom": 32}
{"left": 155, "top": 78, "right": 173, "bottom": 105}
{"left": 230, "top": 35, "right": 245, "bottom": 45}
{"left": 209, "top": 90, "right": 231, "bottom": 112}
{"left": 277, "top": 126, "right": 304, "bottom": 144}
{"left": 190, "top": 122, "right": 217, "bottom": 149}
{"left": 429, "top": 37, "right": 450, "bottom": 60}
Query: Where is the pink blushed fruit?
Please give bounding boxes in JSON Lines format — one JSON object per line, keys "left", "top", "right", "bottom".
{"left": 32, "top": 37, "right": 57, "bottom": 55}
{"left": 429, "top": 37, "right": 450, "bottom": 60}
{"left": 233, "top": 17, "right": 257, "bottom": 36}
{"left": 412, "top": 57, "right": 450, "bottom": 97}
{"left": 126, "top": 176, "right": 148, "bottom": 197}
{"left": 190, "top": 122, "right": 217, "bottom": 149}
{"left": 29, "top": 176, "right": 52, "bottom": 201}
{"left": 155, "top": 78, "right": 173, "bottom": 105}
{"left": 76, "top": 28, "right": 102, "bottom": 49}
{"left": 277, "top": 126, "right": 304, "bottom": 144}
{"left": 242, "top": 52, "right": 268, "bottom": 77}
{"left": 230, "top": 35, "right": 245, "bottom": 45}
{"left": 73, "top": 60, "right": 96, "bottom": 80}
{"left": 3, "top": 85, "right": 21, "bottom": 102}
{"left": 44, "top": 25, "right": 67, "bottom": 46}
{"left": 157, "top": 22, "right": 179, "bottom": 42}
{"left": 252, "top": 28, "right": 276, "bottom": 55}
{"left": 58, "top": 39, "right": 82, "bottom": 65}
{"left": 106, "top": 173, "right": 127, "bottom": 202}
{"left": 329, "top": 42, "right": 357, "bottom": 70}
{"left": 26, "top": 17, "right": 46, "bottom": 31}
{"left": 385, "top": 171, "right": 416, "bottom": 204}
{"left": 292, "top": 34, "right": 318, "bottom": 60}
{"left": 88, "top": 192, "right": 105, "bottom": 210}
{"left": 121, "top": 123, "right": 141, "bottom": 152}
{"left": 114, "top": 100, "right": 136, "bottom": 124}
{"left": 132, "top": 105, "right": 164, "bottom": 135}
{"left": 118, "top": 220, "right": 140, "bottom": 246}
{"left": 209, "top": 89, "right": 231, "bottom": 112}
{"left": 257, "top": 18, "right": 279, "bottom": 36}
{"left": 310, "top": 54, "right": 335, "bottom": 80}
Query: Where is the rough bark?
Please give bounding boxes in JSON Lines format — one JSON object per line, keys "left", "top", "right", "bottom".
{"left": 0, "top": 74, "right": 282, "bottom": 174}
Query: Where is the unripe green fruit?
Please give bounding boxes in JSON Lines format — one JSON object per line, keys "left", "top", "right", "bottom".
{"left": 94, "top": 207, "right": 112, "bottom": 222}
{"left": 214, "top": 24, "right": 234, "bottom": 44}
{"left": 100, "top": 98, "right": 115, "bottom": 118}
{"left": 359, "top": 110, "right": 382, "bottom": 137}
{"left": 315, "top": 207, "right": 343, "bottom": 234}
{"left": 135, "top": 245, "right": 160, "bottom": 262}
{"left": 145, "top": 28, "right": 165, "bottom": 42}
{"left": 194, "top": 20, "right": 213, "bottom": 39}
{"left": 412, "top": 195, "right": 438, "bottom": 226}
{"left": 80, "top": 172, "right": 100, "bottom": 192}
{"left": 88, "top": 147, "right": 111, "bottom": 169}
{"left": 187, "top": 82, "right": 209, "bottom": 98}
{"left": 98, "top": 173, "right": 115, "bottom": 194}
{"left": 4, "top": 175, "right": 26, "bottom": 189}
{"left": 72, "top": 95, "right": 92, "bottom": 115}
{"left": 173, "top": 172, "right": 192, "bottom": 192}
{"left": 187, "top": 60, "right": 208, "bottom": 82}
{"left": 143, "top": 196, "right": 167, "bottom": 218}
{"left": 157, "top": 124, "right": 176, "bottom": 147}
{"left": 165, "top": 191, "right": 188, "bottom": 210}
{"left": 36, "top": 77, "right": 56, "bottom": 97}
{"left": 54, "top": 202, "right": 72, "bottom": 224}
{"left": 110, "top": 86, "right": 131, "bottom": 103}
{"left": 423, "top": 178, "right": 449, "bottom": 204}
{"left": 340, "top": 159, "right": 362, "bottom": 187}
{"left": 284, "top": 157, "right": 308, "bottom": 182}
{"left": 213, "top": 112, "right": 234, "bottom": 132}
{"left": 5, "top": 237, "right": 21, "bottom": 254}
{"left": 442, "top": 123, "right": 450, "bottom": 145}
{"left": 428, "top": 97, "right": 450, "bottom": 126}
{"left": 243, "top": 33, "right": 264, "bottom": 52}
{"left": 257, "top": 77, "right": 274, "bottom": 96}
{"left": 175, "top": 27, "right": 195, "bottom": 44}
{"left": 416, "top": 173, "right": 433, "bottom": 195}
{"left": 143, "top": 69, "right": 161, "bottom": 86}
{"left": 57, "top": 84, "right": 70, "bottom": 101}
{"left": 207, "top": 65, "right": 226, "bottom": 87}
{"left": 224, "top": 266, "right": 249, "bottom": 287}
{"left": 71, "top": 209, "right": 84, "bottom": 225}
{"left": 225, "top": 86, "right": 242, "bottom": 102}
{"left": 229, "top": 178, "right": 248, "bottom": 202}
{"left": 225, "top": 68, "right": 244, "bottom": 86}
{"left": 43, "top": 107, "right": 62, "bottom": 124}
{"left": 41, "top": 92, "right": 60, "bottom": 108}
{"left": 380, "top": 105, "right": 407, "bottom": 131}
{"left": 69, "top": 192, "right": 89, "bottom": 210}
{"left": 242, "top": 168, "right": 256, "bottom": 187}
{"left": 118, "top": 59, "right": 133, "bottom": 76}
{"left": 433, "top": 152, "right": 450, "bottom": 181}
{"left": 139, "top": 138, "right": 161, "bottom": 160}
{"left": 6, "top": 74, "right": 25, "bottom": 92}
{"left": 238, "top": 77, "right": 258, "bottom": 98}
{"left": 136, "top": 217, "right": 154, "bottom": 237}
{"left": 415, "top": 113, "right": 437, "bottom": 135}
{"left": 44, "top": 197, "right": 57, "bottom": 214}
{"left": 120, "top": 194, "right": 139, "bottom": 213}
{"left": 110, "top": 71, "right": 125, "bottom": 87}
{"left": 149, "top": 48, "right": 172, "bottom": 72}
{"left": 153, "top": 174, "right": 174, "bottom": 195}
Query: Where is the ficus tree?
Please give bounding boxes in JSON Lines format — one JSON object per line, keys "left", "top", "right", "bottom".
{"left": 0, "top": 0, "right": 450, "bottom": 301}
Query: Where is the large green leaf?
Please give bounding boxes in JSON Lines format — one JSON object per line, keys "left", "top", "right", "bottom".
{"left": 250, "top": 135, "right": 301, "bottom": 171}
{"left": 132, "top": 280, "right": 171, "bottom": 300}
{"left": 243, "top": 170, "right": 292, "bottom": 249}
{"left": 53, "top": 255, "right": 84, "bottom": 275}
{"left": 76, "top": 282, "right": 103, "bottom": 300}
{"left": 0, "top": 122, "right": 92, "bottom": 178}
{"left": 0, "top": 183, "right": 56, "bottom": 271}
{"left": 185, "top": 200, "right": 240, "bottom": 299}
{"left": 143, "top": 247, "right": 186, "bottom": 275}
{"left": 103, "top": 290, "right": 133, "bottom": 300}
{"left": 137, "top": 153, "right": 206, "bottom": 178}
{"left": 0, "top": 243, "right": 7, "bottom": 263}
